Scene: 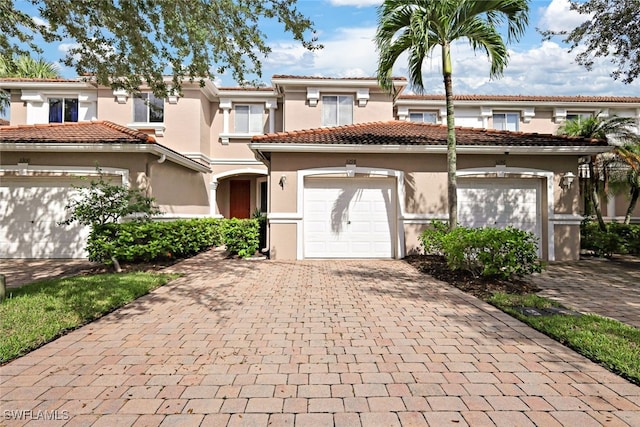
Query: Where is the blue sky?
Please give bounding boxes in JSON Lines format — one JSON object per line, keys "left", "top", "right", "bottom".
{"left": 18, "top": 0, "right": 640, "bottom": 96}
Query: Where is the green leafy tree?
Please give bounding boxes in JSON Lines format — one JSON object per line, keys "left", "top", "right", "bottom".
{"left": 541, "top": 0, "right": 640, "bottom": 84}
{"left": 376, "top": 0, "right": 529, "bottom": 230}
{"left": 557, "top": 114, "right": 640, "bottom": 229}
{"left": 0, "top": 55, "right": 61, "bottom": 114}
{"left": 60, "top": 170, "right": 162, "bottom": 271}
{"left": 1, "top": 0, "right": 320, "bottom": 96}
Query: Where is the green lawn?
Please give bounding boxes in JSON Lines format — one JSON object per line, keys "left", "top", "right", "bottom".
{"left": 489, "top": 292, "right": 640, "bottom": 385}
{"left": 0, "top": 272, "right": 178, "bottom": 363}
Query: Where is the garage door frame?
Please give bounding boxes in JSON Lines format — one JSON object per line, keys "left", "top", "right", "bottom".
{"left": 303, "top": 176, "right": 397, "bottom": 258}
{"left": 266, "top": 166, "right": 406, "bottom": 260}
{"left": 0, "top": 165, "right": 129, "bottom": 258}
{"left": 458, "top": 166, "right": 561, "bottom": 260}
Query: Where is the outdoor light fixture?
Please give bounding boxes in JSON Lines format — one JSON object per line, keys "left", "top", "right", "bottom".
{"left": 560, "top": 171, "right": 576, "bottom": 189}
{"left": 279, "top": 175, "right": 287, "bottom": 188}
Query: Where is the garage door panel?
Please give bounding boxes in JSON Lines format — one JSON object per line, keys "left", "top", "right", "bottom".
{"left": 303, "top": 178, "right": 395, "bottom": 258}
{"left": 458, "top": 179, "right": 541, "bottom": 246}
{"left": 1, "top": 177, "right": 91, "bottom": 258}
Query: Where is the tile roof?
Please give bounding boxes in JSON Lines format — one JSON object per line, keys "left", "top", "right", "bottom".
{"left": 397, "top": 94, "right": 640, "bottom": 103}
{"left": 272, "top": 75, "right": 407, "bottom": 81}
{"left": 252, "top": 121, "right": 607, "bottom": 147}
{"left": 0, "top": 77, "right": 88, "bottom": 83}
{"left": 218, "top": 87, "right": 275, "bottom": 92}
{"left": 0, "top": 121, "right": 156, "bottom": 144}
{"left": 0, "top": 118, "right": 9, "bottom": 126}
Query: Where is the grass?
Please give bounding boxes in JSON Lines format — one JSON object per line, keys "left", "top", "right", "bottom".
{"left": 0, "top": 272, "right": 178, "bottom": 364}
{"left": 489, "top": 292, "right": 640, "bottom": 385}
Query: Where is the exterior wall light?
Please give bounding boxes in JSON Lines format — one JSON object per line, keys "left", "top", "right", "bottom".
{"left": 560, "top": 171, "right": 576, "bottom": 189}
{"left": 279, "top": 175, "right": 287, "bottom": 188}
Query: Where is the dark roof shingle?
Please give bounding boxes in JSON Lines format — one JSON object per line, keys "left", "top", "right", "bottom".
{"left": 0, "top": 121, "right": 155, "bottom": 144}
{"left": 252, "top": 121, "right": 607, "bottom": 147}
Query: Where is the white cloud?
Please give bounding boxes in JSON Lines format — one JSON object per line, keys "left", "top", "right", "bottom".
{"left": 32, "top": 16, "right": 49, "bottom": 29}
{"left": 327, "top": 0, "right": 381, "bottom": 7}
{"left": 58, "top": 43, "right": 81, "bottom": 54}
{"left": 538, "top": 0, "right": 589, "bottom": 33}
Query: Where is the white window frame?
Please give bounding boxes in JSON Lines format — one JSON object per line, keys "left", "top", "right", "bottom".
{"left": 493, "top": 112, "right": 520, "bottom": 131}
{"left": 322, "top": 95, "right": 353, "bottom": 127}
{"left": 133, "top": 92, "right": 164, "bottom": 123}
{"left": 234, "top": 104, "right": 264, "bottom": 134}
{"left": 409, "top": 111, "right": 438, "bottom": 124}
{"left": 566, "top": 111, "right": 593, "bottom": 124}
{"left": 48, "top": 97, "right": 79, "bottom": 123}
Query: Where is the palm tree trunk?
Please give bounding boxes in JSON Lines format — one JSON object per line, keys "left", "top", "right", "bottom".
{"left": 589, "top": 158, "right": 607, "bottom": 231}
{"left": 443, "top": 42, "right": 457, "bottom": 230}
{"left": 624, "top": 186, "right": 639, "bottom": 225}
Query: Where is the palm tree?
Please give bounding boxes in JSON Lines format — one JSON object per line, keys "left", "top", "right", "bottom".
{"left": 375, "top": 0, "right": 529, "bottom": 230}
{"left": 608, "top": 143, "right": 640, "bottom": 224}
{"left": 557, "top": 114, "right": 640, "bottom": 229}
{"left": 0, "top": 55, "right": 60, "bottom": 114}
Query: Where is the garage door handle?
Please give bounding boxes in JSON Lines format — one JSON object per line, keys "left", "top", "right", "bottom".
{"left": 347, "top": 221, "right": 351, "bottom": 224}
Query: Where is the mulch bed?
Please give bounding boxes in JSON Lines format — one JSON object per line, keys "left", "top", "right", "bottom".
{"left": 404, "top": 254, "right": 540, "bottom": 299}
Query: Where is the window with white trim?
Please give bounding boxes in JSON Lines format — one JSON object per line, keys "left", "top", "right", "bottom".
{"left": 322, "top": 95, "right": 353, "bottom": 127}
{"left": 566, "top": 112, "right": 592, "bottom": 123}
{"left": 493, "top": 112, "right": 519, "bottom": 131}
{"left": 48, "top": 98, "right": 78, "bottom": 123}
{"left": 133, "top": 93, "right": 164, "bottom": 123}
{"left": 409, "top": 112, "right": 437, "bottom": 124}
{"left": 235, "top": 105, "right": 264, "bottom": 133}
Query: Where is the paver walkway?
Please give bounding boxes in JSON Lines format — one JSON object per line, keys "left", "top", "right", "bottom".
{"left": 1, "top": 251, "right": 639, "bottom": 426}
{"left": 532, "top": 256, "right": 640, "bottom": 328}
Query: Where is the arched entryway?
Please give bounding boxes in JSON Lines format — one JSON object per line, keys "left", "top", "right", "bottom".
{"left": 212, "top": 169, "right": 268, "bottom": 219}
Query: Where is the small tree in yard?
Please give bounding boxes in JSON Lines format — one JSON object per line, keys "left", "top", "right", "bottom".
{"left": 60, "top": 170, "right": 162, "bottom": 272}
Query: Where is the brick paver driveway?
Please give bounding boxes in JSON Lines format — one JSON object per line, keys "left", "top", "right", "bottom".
{"left": 532, "top": 256, "right": 640, "bottom": 329}
{"left": 1, "top": 251, "right": 639, "bottom": 426}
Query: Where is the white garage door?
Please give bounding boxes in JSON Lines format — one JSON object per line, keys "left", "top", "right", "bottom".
{"left": 303, "top": 178, "right": 395, "bottom": 258}
{"left": 0, "top": 177, "right": 90, "bottom": 258}
{"left": 458, "top": 178, "right": 541, "bottom": 240}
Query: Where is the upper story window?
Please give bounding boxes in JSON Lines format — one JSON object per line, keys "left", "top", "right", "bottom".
{"left": 409, "top": 112, "right": 437, "bottom": 124}
{"left": 133, "top": 93, "right": 164, "bottom": 123}
{"left": 48, "top": 98, "right": 78, "bottom": 123}
{"left": 235, "top": 105, "right": 263, "bottom": 133}
{"left": 566, "top": 112, "right": 592, "bottom": 123}
{"left": 493, "top": 112, "right": 519, "bottom": 131}
{"left": 322, "top": 95, "right": 353, "bottom": 127}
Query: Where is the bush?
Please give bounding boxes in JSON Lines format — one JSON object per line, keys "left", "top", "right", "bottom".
{"left": 87, "top": 217, "right": 261, "bottom": 264}
{"left": 420, "top": 222, "right": 543, "bottom": 279}
{"left": 581, "top": 221, "right": 640, "bottom": 256}
{"left": 419, "top": 220, "right": 449, "bottom": 256}
{"left": 220, "top": 218, "right": 261, "bottom": 258}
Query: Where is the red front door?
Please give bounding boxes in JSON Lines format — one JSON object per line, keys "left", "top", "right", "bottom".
{"left": 229, "top": 180, "right": 251, "bottom": 218}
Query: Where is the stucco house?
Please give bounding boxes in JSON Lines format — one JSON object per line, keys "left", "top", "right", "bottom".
{"left": 0, "top": 75, "right": 637, "bottom": 260}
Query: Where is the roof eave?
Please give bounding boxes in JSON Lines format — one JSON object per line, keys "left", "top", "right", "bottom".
{"left": 249, "top": 142, "right": 611, "bottom": 156}
{"left": 0, "top": 142, "right": 211, "bottom": 173}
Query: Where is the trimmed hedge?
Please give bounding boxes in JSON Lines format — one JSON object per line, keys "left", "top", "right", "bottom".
{"left": 581, "top": 221, "right": 640, "bottom": 257}
{"left": 420, "top": 221, "right": 543, "bottom": 279}
{"left": 87, "top": 218, "right": 261, "bottom": 264}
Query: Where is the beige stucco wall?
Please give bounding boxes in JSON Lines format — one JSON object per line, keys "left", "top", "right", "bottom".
{"left": 554, "top": 224, "right": 580, "bottom": 261}
{"left": 267, "top": 151, "right": 583, "bottom": 260}
{"left": 1, "top": 151, "right": 210, "bottom": 216}
{"left": 269, "top": 223, "right": 298, "bottom": 260}
{"left": 9, "top": 91, "right": 27, "bottom": 125}
{"left": 281, "top": 91, "right": 395, "bottom": 131}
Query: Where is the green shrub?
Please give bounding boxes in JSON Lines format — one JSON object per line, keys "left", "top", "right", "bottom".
{"left": 580, "top": 221, "right": 640, "bottom": 257}
{"left": 419, "top": 220, "right": 449, "bottom": 255}
{"left": 221, "top": 218, "right": 260, "bottom": 258}
{"left": 420, "top": 222, "right": 542, "bottom": 279}
{"left": 87, "top": 219, "right": 224, "bottom": 263}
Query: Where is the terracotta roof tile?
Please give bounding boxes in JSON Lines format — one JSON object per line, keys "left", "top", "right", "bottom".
{"left": 218, "top": 86, "right": 275, "bottom": 91}
{"left": 0, "top": 77, "right": 88, "bottom": 83}
{"left": 252, "top": 121, "right": 607, "bottom": 147}
{"left": 397, "top": 94, "right": 640, "bottom": 103}
{"left": 0, "top": 121, "right": 156, "bottom": 144}
{"left": 0, "top": 118, "right": 9, "bottom": 126}
{"left": 272, "top": 75, "right": 407, "bottom": 81}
